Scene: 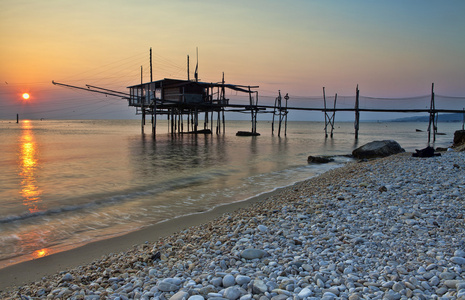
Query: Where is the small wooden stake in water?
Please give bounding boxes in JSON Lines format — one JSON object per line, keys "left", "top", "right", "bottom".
{"left": 16, "top": 114, "right": 19, "bottom": 123}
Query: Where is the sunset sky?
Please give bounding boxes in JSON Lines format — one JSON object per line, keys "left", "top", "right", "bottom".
{"left": 1, "top": 0, "right": 464, "bottom": 120}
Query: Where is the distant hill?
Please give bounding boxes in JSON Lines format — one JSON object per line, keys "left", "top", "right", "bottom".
{"left": 390, "top": 113, "right": 464, "bottom": 122}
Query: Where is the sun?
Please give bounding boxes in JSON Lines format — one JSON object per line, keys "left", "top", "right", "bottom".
{"left": 22, "top": 93, "right": 30, "bottom": 100}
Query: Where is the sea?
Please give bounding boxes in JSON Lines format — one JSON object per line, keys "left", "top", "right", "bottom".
{"left": 0, "top": 119, "right": 460, "bottom": 268}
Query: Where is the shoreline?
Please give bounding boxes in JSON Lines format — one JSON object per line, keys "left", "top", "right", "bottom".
{"left": 0, "top": 161, "right": 346, "bottom": 289}
{"left": 2, "top": 151, "right": 464, "bottom": 299}
{"left": 0, "top": 179, "right": 290, "bottom": 291}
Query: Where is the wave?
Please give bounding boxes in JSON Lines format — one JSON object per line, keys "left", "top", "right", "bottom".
{"left": 0, "top": 170, "right": 230, "bottom": 225}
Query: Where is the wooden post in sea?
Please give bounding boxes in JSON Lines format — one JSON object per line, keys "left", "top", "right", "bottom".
{"left": 194, "top": 107, "right": 198, "bottom": 132}
{"left": 330, "top": 94, "right": 337, "bottom": 138}
{"left": 323, "top": 87, "right": 328, "bottom": 138}
{"left": 284, "top": 93, "right": 289, "bottom": 136}
{"left": 323, "top": 88, "right": 337, "bottom": 138}
{"left": 141, "top": 105, "right": 145, "bottom": 134}
{"left": 170, "top": 108, "right": 174, "bottom": 135}
{"left": 222, "top": 109, "right": 225, "bottom": 134}
{"left": 152, "top": 99, "right": 157, "bottom": 138}
{"left": 249, "top": 88, "right": 258, "bottom": 134}
{"left": 354, "top": 85, "right": 360, "bottom": 139}
{"left": 277, "top": 91, "right": 282, "bottom": 137}
{"left": 427, "top": 83, "right": 436, "bottom": 144}
{"left": 16, "top": 114, "right": 19, "bottom": 123}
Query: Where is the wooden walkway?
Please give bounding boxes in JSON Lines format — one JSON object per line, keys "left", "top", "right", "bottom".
{"left": 52, "top": 80, "right": 464, "bottom": 144}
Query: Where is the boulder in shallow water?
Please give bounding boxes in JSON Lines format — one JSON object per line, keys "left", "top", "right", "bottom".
{"left": 352, "top": 140, "right": 405, "bottom": 159}
{"left": 307, "top": 155, "right": 334, "bottom": 164}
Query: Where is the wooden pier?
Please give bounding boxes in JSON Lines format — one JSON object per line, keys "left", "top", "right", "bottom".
{"left": 52, "top": 51, "right": 465, "bottom": 144}
{"left": 53, "top": 79, "right": 465, "bottom": 144}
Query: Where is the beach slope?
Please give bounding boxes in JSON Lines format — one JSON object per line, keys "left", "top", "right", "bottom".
{"left": 1, "top": 152, "right": 464, "bottom": 299}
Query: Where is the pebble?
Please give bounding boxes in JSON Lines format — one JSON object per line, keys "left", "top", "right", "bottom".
{"left": 2, "top": 152, "right": 465, "bottom": 299}
{"left": 235, "top": 275, "right": 251, "bottom": 285}
{"left": 223, "top": 274, "right": 236, "bottom": 288}
{"left": 240, "top": 249, "right": 269, "bottom": 260}
{"left": 226, "top": 286, "right": 244, "bottom": 300}
{"left": 452, "top": 256, "right": 465, "bottom": 265}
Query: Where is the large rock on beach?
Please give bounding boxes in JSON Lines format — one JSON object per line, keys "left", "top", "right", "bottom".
{"left": 352, "top": 140, "right": 405, "bottom": 159}
{"left": 453, "top": 130, "right": 465, "bottom": 151}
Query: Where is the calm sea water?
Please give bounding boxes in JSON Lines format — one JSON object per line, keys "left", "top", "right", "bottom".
{"left": 0, "top": 119, "right": 459, "bottom": 268}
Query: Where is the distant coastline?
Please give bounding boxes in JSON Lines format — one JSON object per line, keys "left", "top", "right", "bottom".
{"left": 388, "top": 112, "right": 464, "bottom": 123}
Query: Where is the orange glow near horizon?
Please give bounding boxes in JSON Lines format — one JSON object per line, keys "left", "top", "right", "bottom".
{"left": 0, "top": 0, "right": 464, "bottom": 120}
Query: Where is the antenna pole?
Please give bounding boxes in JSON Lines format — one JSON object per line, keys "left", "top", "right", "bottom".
{"left": 195, "top": 47, "right": 199, "bottom": 82}
{"left": 187, "top": 55, "right": 190, "bottom": 81}
{"left": 141, "top": 65, "right": 143, "bottom": 84}
{"left": 150, "top": 48, "right": 153, "bottom": 82}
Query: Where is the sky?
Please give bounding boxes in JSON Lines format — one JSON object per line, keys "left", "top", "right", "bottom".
{"left": 1, "top": 0, "right": 465, "bottom": 120}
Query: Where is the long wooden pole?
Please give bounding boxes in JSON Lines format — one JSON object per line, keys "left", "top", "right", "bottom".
{"left": 354, "top": 85, "right": 360, "bottom": 139}
{"left": 428, "top": 83, "right": 435, "bottom": 144}
{"left": 284, "top": 93, "right": 289, "bottom": 136}
{"left": 150, "top": 48, "right": 153, "bottom": 82}
{"left": 187, "top": 55, "right": 190, "bottom": 81}
{"left": 331, "top": 93, "right": 337, "bottom": 138}
{"left": 323, "top": 87, "right": 328, "bottom": 138}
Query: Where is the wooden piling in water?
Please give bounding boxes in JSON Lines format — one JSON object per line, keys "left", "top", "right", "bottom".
{"left": 354, "top": 85, "right": 360, "bottom": 139}
{"left": 427, "top": 83, "right": 437, "bottom": 144}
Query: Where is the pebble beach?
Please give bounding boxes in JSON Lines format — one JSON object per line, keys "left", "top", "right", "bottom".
{"left": 1, "top": 151, "right": 465, "bottom": 300}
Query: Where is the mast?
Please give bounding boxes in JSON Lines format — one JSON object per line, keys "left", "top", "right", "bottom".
{"left": 194, "top": 47, "right": 199, "bottom": 82}
{"left": 150, "top": 48, "right": 153, "bottom": 82}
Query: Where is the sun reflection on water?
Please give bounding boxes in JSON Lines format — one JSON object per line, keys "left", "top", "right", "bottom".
{"left": 33, "top": 248, "right": 49, "bottom": 259}
{"left": 19, "top": 120, "right": 43, "bottom": 213}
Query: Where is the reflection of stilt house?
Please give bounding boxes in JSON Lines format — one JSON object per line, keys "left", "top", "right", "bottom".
{"left": 127, "top": 78, "right": 260, "bottom": 136}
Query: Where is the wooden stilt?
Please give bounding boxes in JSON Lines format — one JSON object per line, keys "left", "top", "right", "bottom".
{"left": 330, "top": 94, "right": 337, "bottom": 138}
{"left": 141, "top": 108, "right": 145, "bottom": 134}
{"left": 354, "top": 85, "right": 360, "bottom": 139}
{"left": 181, "top": 112, "right": 184, "bottom": 133}
{"left": 170, "top": 108, "right": 175, "bottom": 135}
{"left": 428, "top": 83, "right": 437, "bottom": 144}
{"left": 323, "top": 87, "right": 328, "bottom": 138}
{"left": 277, "top": 91, "right": 282, "bottom": 137}
{"left": 194, "top": 108, "right": 198, "bottom": 132}
{"left": 153, "top": 100, "right": 157, "bottom": 138}
{"left": 151, "top": 113, "right": 155, "bottom": 136}
{"left": 284, "top": 93, "right": 289, "bottom": 137}
{"left": 211, "top": 110, "right": 214, "bottom": 134}
{"left": 272, "top": 92, "right": 279, "bottom": 135}
{"left": 222, "top": 109, "right": 225, "bottom": 134}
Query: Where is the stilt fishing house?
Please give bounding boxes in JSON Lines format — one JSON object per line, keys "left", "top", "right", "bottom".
{"left": 127, "top": 77, "right": 260, "bottom": 135}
